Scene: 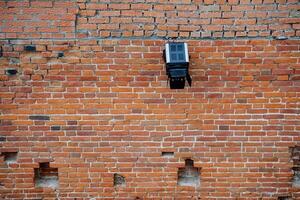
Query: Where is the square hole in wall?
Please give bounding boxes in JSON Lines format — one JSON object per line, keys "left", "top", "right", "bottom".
{"left": 34, "top": 162, "right": 58, "bottom": 189}
{"left": 292, "top": 167, "right": 300, "bottom": 187}
{"left": 161, "top": 152, "right": 174, "bottom": 157}
{"left": 278, "top": 196, "right": 293, "bottom": 200}
{"left": 177, "top": 159, "right": 200, "bottom": 187}
{"left": 114, "top": 173, "right": 125, "bottom": 187}
{"left": 1, "top": 152, "right": 18, "bottom": 164}
{"left": 291, "top": 146, "right": 300, "bottom": 187}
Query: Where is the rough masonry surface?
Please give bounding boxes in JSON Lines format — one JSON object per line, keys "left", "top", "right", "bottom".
{"left": 0, "top": 0, "right": 300, "bottom": 199}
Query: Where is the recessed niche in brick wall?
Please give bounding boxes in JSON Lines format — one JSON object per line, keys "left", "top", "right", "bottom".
{"left": 161, "top": 151, "right": 174, "bottom": 157}
{"left": 291, "top": 146, "right": 300, "bottom": 187}
{"left": 178, "top": 159, "right": 200, "bottom": 187}
{"left": 114, "top": 173, "right": 125, "bottom": 187}
{"left": 34, "top": 162, "right": 58, "bottom": 189}
{"left": 1, "top": 152, "right": 18, "bottom": 165}
{"left": 278, "top": 196, "right": 293, "bottom": 200}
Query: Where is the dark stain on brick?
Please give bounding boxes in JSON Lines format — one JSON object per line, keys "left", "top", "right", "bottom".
{"left": 255, "top": 92, "right": 263, "bottom": 97}
{"left": 261, "top": 70, "right": 271, "bottom": 75}
{"left": 132, "top": 109, "right": 142, "bottom": 113}
{"left": 51, "top": 126, "right": 61, "bottom": 131}
{"left": 70, "top": 153, "right": 81, "bottom": 158}
{"left": 291, "top": 75, "right": 300, "bottom": 81}
{"left": 219, "top": 125, "right": 229, "bottom": 130}
{"left": 236, "top": 121, "right": 246, "bottom": 125}
{"left": 0, "top": 137, "right": 6, "bottom": 142}
{"left": 67, "top": 121, "right": 77, "bottom": 125}
{"left": 144, "top": 99, "right": 164, "bottom": 104}
{"left": 63, "top": 126, "right": 80, "bottom": 130}
{"left": 263, "top": 114, "right": 284, "bottom": 119}
{"left": 113, "top": 115, "right": 124, "bottom": 120}
{"left": 237, "top": 98, "right": 247, "bottom": 103}
{"left": 24, "top": 45, "right": 36, "bottom": 51}
{"left": 29, "top": 115, "right": 50, "bottom": 121}
{"left": 1, "top": 120, "right": 12, "bottom": 125}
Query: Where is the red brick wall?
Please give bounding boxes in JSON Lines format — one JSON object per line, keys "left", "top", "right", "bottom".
{"left": 76, "top": 0, "right": 300, "bottom": 38}
{"left": 0, "top": 1, "right": 300, "bottom": 200}
{"left": 1, "top": 0, "right": 300, "bottom": 39}
{"left": 0, "top": 0, "right": 77, "bottom": 39}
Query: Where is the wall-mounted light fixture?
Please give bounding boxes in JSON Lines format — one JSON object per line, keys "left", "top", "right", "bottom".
{"left": 164, "top": 42, "right": 191, "bottom": 89}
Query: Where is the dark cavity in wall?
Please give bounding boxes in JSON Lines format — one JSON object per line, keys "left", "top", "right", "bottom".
{"left": 57, "top": 52, "right": 64, "bottom": 58}
{"left": 291, "top": 146, "right": 300, "bottom": 187}
{"left": 34, "top": 162, "right": 59, "bottom": 189}
{"left": 1, "top": 152, "right": 18, "bottom": 164}
{"left": 161, "top": 152, "right": 174, "bottom": 157}
{"left": 292, "top": 167, "right": 300, "bottom": 187}
{"left": 51, "top": 126, "right": 61, "bottom": 131}
{"left": 278, "top": 196, "right": 293, "bottom": 200}
{"left": 178, "top": 159, "right": 200, "bottom": 187}
{"left": 5, "top": 68, "right": 18, "bottom": 76}
{"left": 114, "top": 173, "right": 125, "bottom": 187}
{"left": 24, "top": 45, "right": 36, "bottom": 52}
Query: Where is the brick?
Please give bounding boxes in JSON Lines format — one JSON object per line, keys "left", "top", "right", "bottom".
{"left": 131, "top": 4, "right": 152, "bottom": 10}
{"left": 199, "top": 5, "right": 220, "bottom": 11}
{"left": 29, "top": 115, "right": 50, "bottom": 121}
{"left": 223, "top": 11, "right": 244, "bottom": 18}
{"left": 86, "top": 3, "right": 107, "bottom": 10}
{"left": 31, "top": 1, "right": 53, "bottom": 8}
{"left": 99, "top": 11, "right": 120, "bottom": 17}
{"left": 212, "top": 19, "right": 234, "bottom": 25}
{"left": 109, "top": 4, "right": 129, "bottom": 10}
{"left": 241, "top": 58, "right": 262, "bottom": 64}
{"left": 154, "top": 5, "right": 175, "bottom": 11}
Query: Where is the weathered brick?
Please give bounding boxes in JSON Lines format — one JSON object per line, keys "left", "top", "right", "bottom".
{"left": 29, "top": 115, "right": 50, "bottom": 121}
{"left": 0, "top": 1, "right": 299, "bottom": 39}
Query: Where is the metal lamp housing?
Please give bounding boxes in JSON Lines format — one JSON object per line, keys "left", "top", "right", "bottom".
{"left": 165, "top": 42, "right": 191, "bottom": 89}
